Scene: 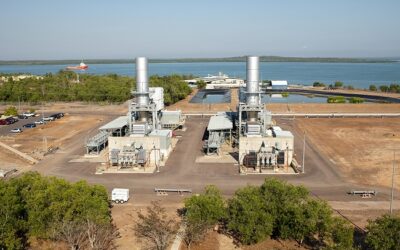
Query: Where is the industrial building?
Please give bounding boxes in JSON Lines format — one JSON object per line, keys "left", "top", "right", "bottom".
{"left": 87, "top": 56, "right": 295, "bottom": 174}
{"left": 203, "top": 112, "right": 233, "bottom": 155}
{"left": 86, "top": 57, "right": 184, "bottom": 172}
{"left": 204, "top": 56, "right": 295, "bottom": 173}
{"left": 237, "top": 57, "right": 294, "bottom": 173}
{"left": 185, "top": 72, "right": 245, "bottom": 89}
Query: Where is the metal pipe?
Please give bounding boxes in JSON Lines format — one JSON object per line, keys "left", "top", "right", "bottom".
{"left": 136, "top": 57, "right": 149, "bottom": 106}
{"left": 246, "top": 56, "right": 260, "bottom": 106}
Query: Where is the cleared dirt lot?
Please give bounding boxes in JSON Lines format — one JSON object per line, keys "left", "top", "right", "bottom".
{"left": 295, "top": 117, "right": 400, "bottom": 188}
{"left": 267, "top": 103, "right": 400, "bottom": 114}
{"left": 0, "top": 114, "right": 109, "bottom": 172}
{"left": 1, "top": 101, "right": 400, "bottom": 249}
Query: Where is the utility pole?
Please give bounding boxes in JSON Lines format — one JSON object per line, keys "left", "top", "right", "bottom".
{"left": 390, "top": 150, "right": 396, "bottom": 215}
{"left": 41, "top": 84, "right": 45, "bottom": 120}
{"left": 302, "top": 132, "right": 306, "bottom": 174}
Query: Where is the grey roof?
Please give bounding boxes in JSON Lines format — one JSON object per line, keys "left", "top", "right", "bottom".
{"left": 161, "top": 111, "right": 181, "bottom": 124}
{"left": 274, "top": 130, "right": 294, "bottom": 138}
{"left": 99, "top": 116, "right": 128, "bottom": 130}
{"left": 271, "top": 80, "right": 288, "bottom": 86}
{"left": 207, "top": 115, "right": 233, "bottom": 131}
{"left": 149, "top": 130, "right": 172, "bottom": 137}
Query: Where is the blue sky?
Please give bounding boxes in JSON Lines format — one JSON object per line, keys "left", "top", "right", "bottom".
{"left": 1, "top": 0, "right": 399, "bottom": 60}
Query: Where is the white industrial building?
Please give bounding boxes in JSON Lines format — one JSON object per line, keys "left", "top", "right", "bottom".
{"left": 86, "top": 57, "right": 184, "bottom": 173}
{"left": 185, "top": 72, "right": 245, "bottom": 89}
{"left": 271, "top": 80, "right": 288, "bottom": 90}
{"left": 204, "top": 57, "right": 295, "bottom": 173}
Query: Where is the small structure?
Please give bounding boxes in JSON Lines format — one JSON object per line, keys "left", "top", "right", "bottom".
{"left": 86, "top": 131, "right": 109, "bottom": 155}
{"left": 271, "top": 80, "right": 288, "bottom": 90}
{"left": 99, "top": 116, "right": 128, "bottom": 136}
{"left": 204, "top": 113, "right": 233, "bottom": 155}
{"left": 160, "top": 110, "right": 184, "bottom": 130}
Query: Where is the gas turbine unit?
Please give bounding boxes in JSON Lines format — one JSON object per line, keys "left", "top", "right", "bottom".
{"left": 106, "top": 57, "right": 174, "bottom": 172}
{"left": 129, "top": 57, "right": 160, "bottom": 135}
{"left": 238, "top": 56, "right": 294, "bottom": 173}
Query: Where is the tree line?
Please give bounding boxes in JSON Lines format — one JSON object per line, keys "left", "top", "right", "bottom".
{"left": 0, "top": 172, "right": 117, "bottom": 250}
{"left": 313, "top": 81, "right": 400, "bottom": 94}
{"left": 136, "top": 179, "right": 400, "bottom": 250}
{"left": 0, "top": 71, "right": 192, "bottom": 105}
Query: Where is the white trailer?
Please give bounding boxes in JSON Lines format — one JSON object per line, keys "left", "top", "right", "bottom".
{"left": 111, "top": 188, "right": 130, "bottom": 203}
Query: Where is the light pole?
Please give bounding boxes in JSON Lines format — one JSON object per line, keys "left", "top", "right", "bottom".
{"left": 390, "top": 150, "right": 396, "bottom": 215}
{"left": 302, "top": 132, "right": 306, "bottom": 174}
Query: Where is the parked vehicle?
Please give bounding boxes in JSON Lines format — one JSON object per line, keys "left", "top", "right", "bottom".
{"left": 18, "top": 115, "right": 29, "bottom": 119}
{"left": 34, "top": 120, "right": 45, "bottom": 125}
{"left": 50, "top": 113, "right": 65, "bottom": 119}
{"left": 43, "top": 116, "right": 55, "bottom": 121}
{"left": 10, "top": 128, "right": 22, "bottom": 133}
{"left": 0, "top": 120, "right": 8, "bottom": 125}
{"left": 5, "top": 117, "right": 18, "bottom": 124}
{"left": 22, "top": 112, "right": 36, "bottom": 117}
{"left": 23, "top": 123, "right": 36, "bottom": 128}
{"left": 111, "top": 188, "right": 129, "bottom": 204}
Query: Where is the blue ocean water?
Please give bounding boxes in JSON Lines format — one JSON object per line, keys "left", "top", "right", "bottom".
{"left": 1, "top": 62, "right": 399, "bottom": 89}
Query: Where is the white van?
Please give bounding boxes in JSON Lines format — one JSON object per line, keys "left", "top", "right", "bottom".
{"left": 111, "top": 188, "right": 129, "bottom": 204}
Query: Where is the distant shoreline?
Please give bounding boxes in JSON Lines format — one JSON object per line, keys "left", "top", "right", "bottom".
{"left": 0, "top": 56, "right": 398, "bottom": 65}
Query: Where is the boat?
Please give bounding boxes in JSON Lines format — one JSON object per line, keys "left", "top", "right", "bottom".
{"left": 66, "top": 61, "right": 88, "bottom": 70}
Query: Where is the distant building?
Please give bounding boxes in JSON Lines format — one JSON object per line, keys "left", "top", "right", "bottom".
{"left": 185, "top": 72, "right": 245, "bottom": 89}
{"left": 271, "top": 80, "right": 288, "bottom": 90}
{"left": 0, "top": 74, "right": 43, "bottom": 83}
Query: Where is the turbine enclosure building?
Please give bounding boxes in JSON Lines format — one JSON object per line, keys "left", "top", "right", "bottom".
{"left": 237, "top": 56, "right": 294, "bottom": 173}
{"left": 105, "top": 57, "right": 179, "bottom": 171}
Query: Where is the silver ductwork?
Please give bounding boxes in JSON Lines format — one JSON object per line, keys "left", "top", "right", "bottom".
{"left": 136, "top": 57, "right": 149, "bottom": 106}
{"left": 246, "top": 56, "right": 260, "bottom": 106}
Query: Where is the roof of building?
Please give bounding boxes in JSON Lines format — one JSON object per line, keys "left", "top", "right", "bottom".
{"left": 99, "top": 116, "right": 128, "bottom": 130}
{"left": 274, "top": 130, "right": 294, "bottom": 138}
{"left": 272, "top": 126, "right": 282, "bottom": 131}
{"left": 271, "top": 80, "right": 288, "bottom": 86}
{"left": 207, "top": 114, "right": 233, "bottom": 131}
{"left": 161, "top": 111, "right": 181, "bottom": 124}
{"left": 149, "top": 130, "right": 172, "bottom": 137}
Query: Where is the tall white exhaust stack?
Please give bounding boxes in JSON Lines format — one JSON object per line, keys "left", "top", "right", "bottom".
{"left": 136, "top": 57, "right": 149, "bottom": 106}
{"left": 246, "top": 56, "right": 260, "bottom": 106}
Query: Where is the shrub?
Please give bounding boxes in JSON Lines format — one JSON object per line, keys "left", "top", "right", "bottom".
{"left": 313, "top": 82, "right": 325, "bottom": 87}
{"left": 369, "top": 85, "right": 377, "bottom": 91}
{"left": 184, "top": 185, "right": 226, "bottom": 226}
{"left": 365, "top": 214, "right": 400, "bottom": 250}
{"left": 196, "top": 80, "right": 207, "bottom": 89}
{"left": 0, "top": 172, "right": 113, "bottom": 249}
{"left": 227, "top": 186, "right": 274, "bottom": 244}
{"left": 327, "top": 217, "right": 354, "bottom": 249}
{"left": 4, "top": 106, "right": 18, "bottom": 116}
{"left": 334, "top": 81, "right": 344, "bottom": 88}
{"left": 327, "top": 96, "right": 346, "bottom": 103}
{"left": 349, "top": 97, "right": 364, "bottom": 103}
{"left": 379, "top": 85, "right": 389, "bottom": 92}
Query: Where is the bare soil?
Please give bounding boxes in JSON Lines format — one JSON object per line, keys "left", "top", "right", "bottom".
{"left": 0, "top": 114, "right": 108, "bottom": 174}
{"left": 295, "top": 117, "right": 400, "bottom": 188}
{"left": 111, "top": 201, "right": 182, "bottom": 250}
{"left": 268, "top": 103, "right": 400, "bottom": 114}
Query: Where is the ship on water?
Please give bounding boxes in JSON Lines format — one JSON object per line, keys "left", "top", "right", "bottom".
{"left": 65, "top": 61, "right": 88, "bottom": 70}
